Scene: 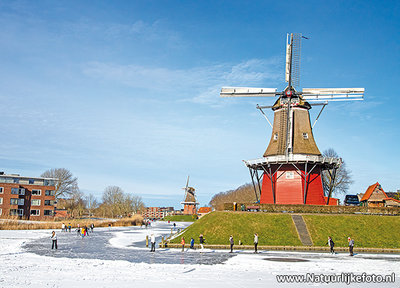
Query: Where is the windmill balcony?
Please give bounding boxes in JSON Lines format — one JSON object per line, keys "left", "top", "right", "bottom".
{"left": 244, "top": 154, "right": 341, "bottom": 169}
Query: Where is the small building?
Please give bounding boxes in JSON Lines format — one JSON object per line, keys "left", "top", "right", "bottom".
{"left": 323, "top": 196, "right": 339, "bottom": 206}
{"left": 383, "top": 197, "right": 400, "bottom": 207}
{"left": 360, "top": 182, "right": 400, "bottom": 207}
{"left": 197, "top": 206, "right": 212, "bottom": 218}
{"left": 0, "top": 172, "right": 57, "bottom": 220}
{"left": 54, "top": 208, "right": 70, "bottom": 219}
{"left": 360, "top": 182, "right": 387, "bottom": 207}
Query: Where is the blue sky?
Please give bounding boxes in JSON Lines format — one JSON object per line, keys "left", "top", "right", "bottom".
{"left": 0, "top": 0, "right": 399, "bottom": 208}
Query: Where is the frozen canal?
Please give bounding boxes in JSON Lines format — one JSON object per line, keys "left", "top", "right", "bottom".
{"left": 0, "top": 221, "right": 399, "bottom": 287}
{"left": 23, "top": 221, "right": 234, "bottom": 265}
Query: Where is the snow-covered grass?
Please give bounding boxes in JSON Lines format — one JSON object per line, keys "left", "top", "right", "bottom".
{"left": 0, "top": 222, "right": 399, "bottom": 287}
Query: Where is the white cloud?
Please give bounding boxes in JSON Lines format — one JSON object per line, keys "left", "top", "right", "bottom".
{"left": 82, "top": 58, "right": 282, "bottom": 106}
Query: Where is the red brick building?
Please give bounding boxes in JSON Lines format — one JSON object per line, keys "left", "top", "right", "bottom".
{"left": 142, "top": 207, "right": 174, "bottom": 219}
{"left": 0, "top": 173, "right": 57, "bottom": 220}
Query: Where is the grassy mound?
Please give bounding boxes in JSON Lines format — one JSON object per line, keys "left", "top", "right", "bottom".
{"left": 304, "top": 215, "right": 400, "bottom": 248}
{"left": 162, "top": 215, "right": 197, "bottom": 222}
{"left": 170, "top": 211, "right": 302, "bottom": 246}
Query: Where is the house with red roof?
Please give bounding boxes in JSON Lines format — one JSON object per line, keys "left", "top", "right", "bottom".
{"left": 197, "top": 206, "right": 212, "bottom": 218}
{"left": 360, "top": 182, "right": 400, "bottom": 207}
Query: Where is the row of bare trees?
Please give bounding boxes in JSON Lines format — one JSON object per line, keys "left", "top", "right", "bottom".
{"left": 42, "top": 168, "right": 145, "bottom": 218}
{"left": 209, "top": 183, "right": 256, "bottom": 210}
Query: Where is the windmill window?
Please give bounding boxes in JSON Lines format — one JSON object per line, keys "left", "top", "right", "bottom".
{"left": 302, "top": 133, "right": 309, "bottom": 139}
{"left": 273, "top": 133, "right": 278, "bottom": 140}
{"left": 286, "top": 171, "right": 294, "bottom": 179}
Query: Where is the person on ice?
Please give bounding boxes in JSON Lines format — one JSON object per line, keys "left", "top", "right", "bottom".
{"left": 348, "top": 237, "right": 354, "bottom": 256}
{"left": 150, "top": 234, "right": 156, "bottom": 252}
{"left": 181, "top": 237, "right": 185, "bottom": 252}
{"left": 61, "top": 223, "right": 65, "bottom": 232}
{"left": 190, "top": 237, "right": 195, "bottom": 249}
{"left": 229, "top": 235, "right": 234, "bottom": 253}
{"left": 199, "top": 234, "right": 205, "bottom": 251}
{"left": 51, "top": 231, "right": 58, "bottom": 249}
{"left": 327, "top": 236, "right": 335, "bottom": 254}
{"left": 254, "top": 233, "right": 258, "bottom": 253}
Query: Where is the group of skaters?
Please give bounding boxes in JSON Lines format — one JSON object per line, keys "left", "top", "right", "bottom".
{"left": 51, "top": 223, "right": 95, "bottom": 249}
{"left": 76, "top": 223, "right": 95, "bottom": 238}
{"left": 326, "top": 236, "right": 355, "bottom": 256}
{"left": 61, "top": 223, "right": 72, "bottom": 232}
{"left": 228, "top": 233, "right": 259, "bottom": 253}
{"left": 162, "top": 232, "right": 355, "bottom": 256}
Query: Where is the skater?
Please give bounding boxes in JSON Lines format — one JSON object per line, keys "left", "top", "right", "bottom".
{"left": 190, "top": 237, "right": 195, "bottom": 249}
{"left": 81, "top": 227, "right": 85, "bottom": 238}
{"left": 348, "top": 237, "right": 354, "bottom": 256}
{"left": 181, "top": 237, "right": 185, "bottom": 252}
{"left": 150, "top": 234, "right": 156, "bottom": 252}
{"left": 76, "top": 226, "right": 81, "bottom": 236}
{"left": 254, "top": 233, "right": 258, "bottom": 253}
{"left": 51, "top": 231, "right": 58, "bottom": 249}
{"left": 199, "top": 234, "right": 205, "bottom": 251}
{"left": 68, "top": 223, "right": 71, "bottom": 232}
{"left": 61, "top": 223, "right": 65, "bottom": 232}
{"left": 173, "top": 223, "right": 176, "bottom": 230}
{"left": 91, "top": 223, "right": 94, "bottom": 232}
{"left": 327, "top": 236, "right": 335, "bottom": 254}
{"left": 229, "top": 235, "right": 234, "bottom": 253}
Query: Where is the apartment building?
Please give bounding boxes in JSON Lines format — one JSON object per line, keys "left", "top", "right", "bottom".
{"left": 142, "top": 207, "right": 174, "bottom": 219}
{"left": 0, "top": 172, "right": 57, "bottom": 220}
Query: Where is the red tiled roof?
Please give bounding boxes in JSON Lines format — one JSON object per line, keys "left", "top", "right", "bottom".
{"left": 361, "top": 182, "right": 388, "bottom": 202}
{"left": 384, "top": 197, "right": 400, "bottom": 203}
{"left": 197, "top": 207, "right": 212, "bottom": 213}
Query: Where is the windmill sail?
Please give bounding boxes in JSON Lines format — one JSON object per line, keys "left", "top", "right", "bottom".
{"left": 220, "top": 87, "right": 278, "bottom": 97}
{"left": 302, "top": 88, "right": 364, "bottom": 101}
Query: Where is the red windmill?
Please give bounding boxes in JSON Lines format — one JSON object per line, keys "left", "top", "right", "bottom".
{"left": 221, "top": 33, "right": 364, "bottom": 205}
{"left": 181, "top": 176, "right": 199, "bottom": 214}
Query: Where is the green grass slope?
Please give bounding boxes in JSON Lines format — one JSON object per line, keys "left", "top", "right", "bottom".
{"left": 170, "top": 211, "right": 302, "bottom": 246}
{"left": 304, "top": 215, "right": 400, "bottom": 248}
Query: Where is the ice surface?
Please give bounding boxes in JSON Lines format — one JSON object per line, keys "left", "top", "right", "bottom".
{"left": 0, "top": 221, "right": 399, "bottom": 287}
{"left": 23, "top": 222, "right": 234, "bottom": 265}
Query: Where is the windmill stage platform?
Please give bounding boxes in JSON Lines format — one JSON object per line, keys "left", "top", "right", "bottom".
{"left": 244, "top": 154, "right": 341, "bottom": 170}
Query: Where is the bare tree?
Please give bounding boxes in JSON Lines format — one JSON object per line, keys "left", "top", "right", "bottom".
{"left": 101, "top": 186, "right": 145, "bottom": 218}
{"left": 85, "top": 193, "right": 98, "bottom": 217}
{"left": 102, "top": 186, "right": 124, "bottom": 218}
{"left": 41, "top": 168, "right": 78, "bottom": 198}
{"left": 130, "top": 195, "right": 145, "bottom": 214}
{"left": 209, "top": 183, "right": 256, "bottom": 210}
{"left": 322, "top": 148, "right": 353, "bottom": 203}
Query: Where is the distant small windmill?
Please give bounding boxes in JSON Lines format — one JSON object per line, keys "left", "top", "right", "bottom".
{"left": 221, "top": 33, "right": 364, "bottom": 205}
{"left": 181, "top": 176, "right": 199, "bottom": 214}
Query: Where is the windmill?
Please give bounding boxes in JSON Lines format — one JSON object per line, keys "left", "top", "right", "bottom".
{"left": 181, "top": 176, "right": 199, "bottom": 214}
{"left": 220, "top": 33, "right": 364, "bottom": 205}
